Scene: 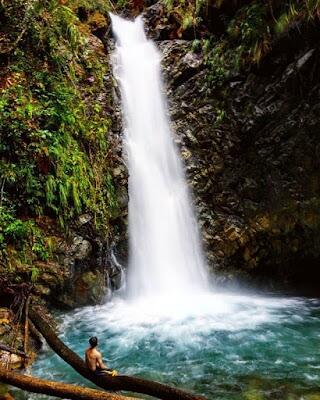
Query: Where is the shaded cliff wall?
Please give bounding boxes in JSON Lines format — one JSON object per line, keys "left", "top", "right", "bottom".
{"left": 108, "top": 1, "right": 320, "bottom": 292}
{"left": 140, "top": 7, "right": 320, "bottom": 290}
{"left": 0, "top": 0, "right": 126, "bottom": 308}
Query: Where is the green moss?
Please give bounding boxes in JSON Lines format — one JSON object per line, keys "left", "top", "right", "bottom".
{"left": 0, "top": 0, "right": 119, "bottom": 274}
{"left": 0, "top": 384, "right": 9, "bottom": 397}
{"left": 196, "top": 0, "right": 320, "bottom": 88}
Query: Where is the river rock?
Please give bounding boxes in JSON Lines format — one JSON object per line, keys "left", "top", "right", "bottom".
{"left": 167, "top": 31, "right": 319, "bottom": 284}
{"left": 57, "top": 270, "right": 107, "bottom": 308}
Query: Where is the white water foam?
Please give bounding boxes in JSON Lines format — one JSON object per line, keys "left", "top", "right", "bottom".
{"left": 108, "top": 15, "right": 304, "bottom": 344}
{"left": 110, "top": 14, "right": 208, "bottom": 299}
{"left": 62, "top": 294, "right": 303, "bottom": 349}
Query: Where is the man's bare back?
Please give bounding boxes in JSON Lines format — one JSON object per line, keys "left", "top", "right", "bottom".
{"left": 85, "top": 347, "right": 106, "bottom": 372}
{"left": 85, "top": 336, "right": 117, "bottom": 376}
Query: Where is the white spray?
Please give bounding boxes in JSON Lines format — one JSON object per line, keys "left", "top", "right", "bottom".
{"left": 110, "top": 14, "right": 208, "bottom": 298}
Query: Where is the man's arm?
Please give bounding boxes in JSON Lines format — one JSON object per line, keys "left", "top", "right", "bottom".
{"left": 96, "top": 350, "right": 118, "bottom": 376}
{"left": 96, "top": 352, "right": 107, "bottom": 370}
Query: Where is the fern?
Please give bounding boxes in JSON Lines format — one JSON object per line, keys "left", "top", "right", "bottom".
{"left": 30, "top": 266, "right": 40, "bottom": 283}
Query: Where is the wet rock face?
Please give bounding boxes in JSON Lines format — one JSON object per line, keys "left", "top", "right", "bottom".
{"left": 105, "top": 9, "right": 320, "bottom": 291}
{"left": 42, "top": 33, "right": 126, "bottom": 309}
{"left": 49, "top": 230, "right": 108, "bottom": 309}
{"left": 158, "top": 35, "right": 320, "bottom": 289}
{"left": 29, "top": 228, "right": 109, "bottom": 309}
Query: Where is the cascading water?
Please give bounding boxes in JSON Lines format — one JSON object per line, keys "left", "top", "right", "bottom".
{"left": 110, "top": 14, "right": 208, "bottom": 298}
{"left": 30, "top": 14, "right": 320, "bottom": 400}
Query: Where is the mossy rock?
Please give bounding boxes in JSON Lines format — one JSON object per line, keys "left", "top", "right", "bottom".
{"left": 303, "top": 395, "right": 320, "bottom": 400}
{"left": 56, "top": 269, "right": 106, "bottom": 308}
{"left": 242, "top": 389, "right": 264, "bottom": 400}
{"left": 79, "top": 270, "right": 106, "bottom": 303}
{"left": 0, "top": 384, "right": 8, "bottom": 397}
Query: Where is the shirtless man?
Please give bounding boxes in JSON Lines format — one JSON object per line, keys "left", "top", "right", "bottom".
{"left": 85, "top": 336, "right": 117, "bottom": 376}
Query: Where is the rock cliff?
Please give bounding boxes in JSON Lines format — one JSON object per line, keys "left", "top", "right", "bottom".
{"left": 110, "top": 2, "right": 320, "bottom": 292}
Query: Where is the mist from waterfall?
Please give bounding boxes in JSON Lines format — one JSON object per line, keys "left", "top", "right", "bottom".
{"left": 110, "top": 14, "right": 208, "bottom": 298}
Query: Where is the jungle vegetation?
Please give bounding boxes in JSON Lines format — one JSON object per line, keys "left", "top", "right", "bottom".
{"left": 0, "top": 0, "right": 319, "bottom": 283}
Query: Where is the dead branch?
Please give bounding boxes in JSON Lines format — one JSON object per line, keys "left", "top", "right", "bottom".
{"left": 23, "top": 296, "right": 31, "bottom": 356}
{"left": 0, "top": 343, "right": 28, "bottom": 358}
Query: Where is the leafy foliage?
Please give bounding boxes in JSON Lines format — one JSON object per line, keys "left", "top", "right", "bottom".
{"left": 275, "top": 0, "right": 320, "bottom": 34}
{"left": 0, "top": 0, "right": 119, "bottom": 272}
{"left": 163, "top": 0, "right": 218, "bottom": 34}
{"left": 198, "top": 0, "right": 320, "bottom": 88}
{"left": 0, "top": 206, "right": 49, "bottom": 268}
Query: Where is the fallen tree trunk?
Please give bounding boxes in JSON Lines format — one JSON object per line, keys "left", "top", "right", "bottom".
{"left": 0, "top": 343, "right": 29, "bottom": 358}
{"left": 0, "top": 367, "right": 137, "bottom": 400}
{"left": 29, "top": 308, "right": 206, "bottom": 400}
{"left": 23, "top": 296, "right": 31, "bottom": 355}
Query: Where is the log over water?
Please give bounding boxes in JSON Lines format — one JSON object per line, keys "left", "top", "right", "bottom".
{"left": 29, "top": 308, "right": 207, "bottom": 400}
{"left": 0, "top": 368, "right": 138, "bottom": 400}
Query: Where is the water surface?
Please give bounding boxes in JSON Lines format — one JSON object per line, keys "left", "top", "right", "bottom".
{"left": 29, "top": 292, "right": 320, "bottom": 400}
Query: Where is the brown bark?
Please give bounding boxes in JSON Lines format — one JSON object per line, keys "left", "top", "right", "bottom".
{"left": 23, "top": 296, "right": 30, "bottom": 355}
{"left": 0, "top": 367, "right": 137, "bottom": 400}
{"left": 29, "top": 308, "right": 206, "bottom": 400}
{"left": 0, "top": 343, "right": 28, "bottom": 359}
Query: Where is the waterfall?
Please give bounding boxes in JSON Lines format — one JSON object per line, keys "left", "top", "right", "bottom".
{"left": 110, "top": 14, "right": 208, "bottom": 298}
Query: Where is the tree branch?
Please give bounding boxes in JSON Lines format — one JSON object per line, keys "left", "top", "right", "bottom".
{"left": 29, "top": 307, "right": 206, "bottom": 400}
{"left": 0, "top": 367, "right": 138, "bottom": 400}
{"left": 0, "top": 343, "right": 28, "bottom": 359}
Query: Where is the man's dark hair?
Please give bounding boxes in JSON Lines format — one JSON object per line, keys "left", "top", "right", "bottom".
{"left": 89, "top": 336, "right": 98, "bottom": 348}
